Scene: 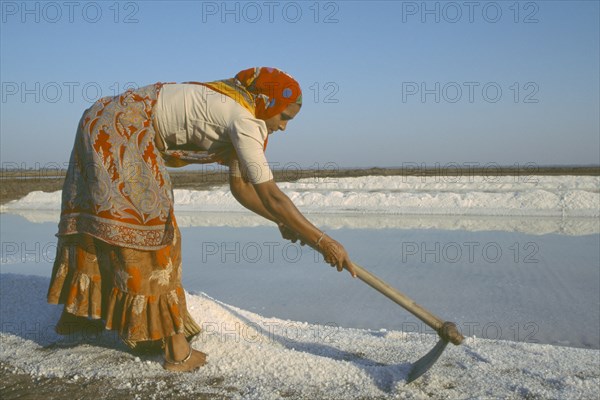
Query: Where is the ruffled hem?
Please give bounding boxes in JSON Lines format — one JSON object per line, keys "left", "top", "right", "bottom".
{"left": 49, "top": 270, "right": 201, "bottom": 345}
{"left": 105, "top": 286, "right": 189, "bottom": 342}
{"left": 47, "top": 232, "right": 201, "bottom": 347}
{"left": 122, "top": 310, "right": 201, "bottom": 352}
{"left": 47, "top": 244, "right": 103, "bottom": 319}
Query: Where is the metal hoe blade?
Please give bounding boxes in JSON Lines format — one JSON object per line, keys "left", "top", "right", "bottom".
{"left": 348, "top": 262, "right": 464, "bottom": 383}
{"left": 407, "top": 338, "right": 449, "bottom": 383}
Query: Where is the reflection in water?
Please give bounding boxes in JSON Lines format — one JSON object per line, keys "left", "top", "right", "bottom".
{"left": 2, "top": 209, "right": 598, "bottom": 236}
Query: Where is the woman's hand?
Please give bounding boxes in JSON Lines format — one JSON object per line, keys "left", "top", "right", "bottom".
{"left": 278, "top": 223, "right": 305, "bottom": 245}
{"left": 161, "top": 153, "right": 189, "bottom": 168}
{"left": 251, "top": 181, "right": 356, "bottom": 278}
{"left": 278, "top": 225, "right": 357, "bottom": 278}
{"left": 318, "top": 235, "right": 357, "bottom": 278}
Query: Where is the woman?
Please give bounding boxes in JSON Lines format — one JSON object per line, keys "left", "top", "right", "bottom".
{"left": 47, "top": 67, "right": 356, "bottom": 372}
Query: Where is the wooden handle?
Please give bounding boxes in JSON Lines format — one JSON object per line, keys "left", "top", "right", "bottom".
{"left": 352, "top": 262, "right": 464, "bottom": 345}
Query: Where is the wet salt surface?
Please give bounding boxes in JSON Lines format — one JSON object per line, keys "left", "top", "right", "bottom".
{"left": 1, "top": 213, "right": 599, "bottom": 399}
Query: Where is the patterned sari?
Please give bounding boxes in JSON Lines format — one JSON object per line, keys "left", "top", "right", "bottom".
{"left": 48, "top": 84, "right": 199, "bottom": 349}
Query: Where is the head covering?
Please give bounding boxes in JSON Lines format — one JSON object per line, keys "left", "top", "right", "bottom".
{"left": 234, "top": 67, "right": 302, "bottom": 120}
{"left": 184, "top": 67, "right": 302, "bottom": 155}
{"left": 193, "top": 67, "right": 302, "bottom": 120}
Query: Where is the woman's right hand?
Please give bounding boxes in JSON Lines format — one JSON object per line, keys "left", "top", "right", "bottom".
{"left": 318, "top": 235, "right": 357, "bottom": 278}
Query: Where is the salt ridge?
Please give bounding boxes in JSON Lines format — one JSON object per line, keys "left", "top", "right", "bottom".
{"left": 2, "top": 175, "right": 599, "bottom": 217}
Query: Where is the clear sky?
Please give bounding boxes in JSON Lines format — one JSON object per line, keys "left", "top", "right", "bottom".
{"left": 1, "top": 0, "right": 599, "bottom": 170}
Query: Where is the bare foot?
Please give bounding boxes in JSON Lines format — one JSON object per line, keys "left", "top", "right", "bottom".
{"left": 163, "top": 348, "right": 207, "bottom": 372}
{"left": 54, "top": 311, "right": 104, "bottom": 336}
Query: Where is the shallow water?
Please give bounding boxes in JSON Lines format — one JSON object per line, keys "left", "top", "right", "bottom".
{"left": 1, "top": 213, "right": 598, "bottom": 350}
{"left": 0, "top": 214, "right": 600, "bottom": 348}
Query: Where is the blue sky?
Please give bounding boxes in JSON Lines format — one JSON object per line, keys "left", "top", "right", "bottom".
{"left": 1, "top": 0, "right": 599, "bottom": 170}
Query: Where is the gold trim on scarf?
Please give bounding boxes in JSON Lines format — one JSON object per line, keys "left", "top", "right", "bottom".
{"left": 187, "top": 79, "right": 257, "bottom": 116}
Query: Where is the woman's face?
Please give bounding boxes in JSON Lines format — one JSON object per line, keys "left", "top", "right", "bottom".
{"left": 264, "top": 103, "right": 301, "bottom": 134}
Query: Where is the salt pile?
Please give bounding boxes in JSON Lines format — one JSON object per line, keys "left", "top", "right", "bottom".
{"left": 1, "top": 274, "right": 598, "bottom": 399}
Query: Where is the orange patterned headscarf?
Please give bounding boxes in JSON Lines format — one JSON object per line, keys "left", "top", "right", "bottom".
{"left": 187, "top": 67, "right": 302, "bottom": 153}
{"left": 198, "top": 67, "right": 302, "bottom": 121}
{"left": 235, "top": 67, "right": 303, "bottom": 120}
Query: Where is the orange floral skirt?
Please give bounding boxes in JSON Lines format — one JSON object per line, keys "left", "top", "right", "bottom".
{"left": 47, "top": 225, "right": 201, "bottom": 349}
{"left": 48, "top": 84, "right": 200, "bottom": 349}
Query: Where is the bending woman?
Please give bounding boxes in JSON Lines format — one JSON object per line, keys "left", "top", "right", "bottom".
{"left": 47, "top": 67, "right": 356, "bottom": 372}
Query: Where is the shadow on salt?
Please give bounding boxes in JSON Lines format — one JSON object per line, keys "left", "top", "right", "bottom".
{"left": 0, "top": 274, "right": 414, "bottom": 394}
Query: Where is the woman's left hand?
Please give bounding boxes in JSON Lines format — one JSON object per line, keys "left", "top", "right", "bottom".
{"left": 278, "top": 223, "right": 305, "bottom": 245}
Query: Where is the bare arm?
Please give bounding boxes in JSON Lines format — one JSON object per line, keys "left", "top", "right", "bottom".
{"left": 229, "top": 173, "right": 305, "bottom": 242}
{"left": 250, "top": 180, "right": 321, "bottom": 243}
{"left": 227, "top": 153, "right": 355, "bottom": 277}
{"left": 229, "top": 172, "right": 356, "bottom": 276}
{"left": 252, "top": 179, "right": 356, "bottom": 277}
{"left": 229, "top": 174, "right": 277, "bottom": 223}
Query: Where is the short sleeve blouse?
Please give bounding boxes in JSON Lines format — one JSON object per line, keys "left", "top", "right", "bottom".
{"left": 153, "top": 83, "right": 273, "bottom": 184}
